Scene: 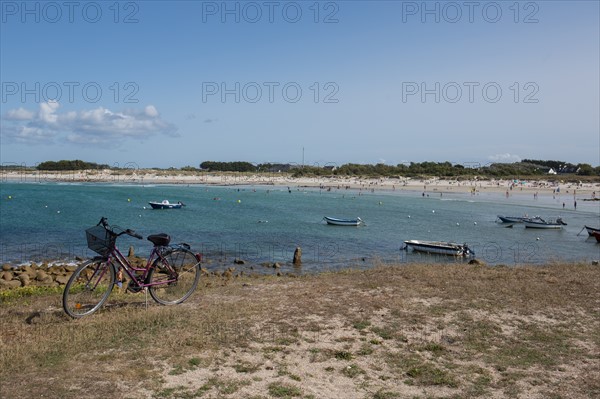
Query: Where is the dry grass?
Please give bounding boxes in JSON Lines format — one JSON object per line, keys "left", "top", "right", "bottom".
{"left": 1, "top": 263, "right": 599, "bottom": 398}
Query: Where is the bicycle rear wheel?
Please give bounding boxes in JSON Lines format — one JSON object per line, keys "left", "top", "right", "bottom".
{"left": 148, "top": 248, "right": 200, "bottom": 305}
{"left": 63, "top": 259, "right": 115, "bottom": 318}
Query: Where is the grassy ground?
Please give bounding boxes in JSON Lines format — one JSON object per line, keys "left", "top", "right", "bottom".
{"left": 1, "top": 262, "right": 598, "bottom": 399}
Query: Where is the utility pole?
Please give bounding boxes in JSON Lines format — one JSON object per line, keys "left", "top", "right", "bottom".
{"left": 302, "top": 147, "right": 305, "bottom": 169}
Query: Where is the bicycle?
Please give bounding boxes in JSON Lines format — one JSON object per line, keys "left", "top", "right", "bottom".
{"left": 63, "top": 217, "right": 202, "bottom": 318}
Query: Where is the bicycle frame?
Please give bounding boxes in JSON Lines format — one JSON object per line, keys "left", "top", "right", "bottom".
{"left": 103, "top": 245, "right": 177, "bottom": 288}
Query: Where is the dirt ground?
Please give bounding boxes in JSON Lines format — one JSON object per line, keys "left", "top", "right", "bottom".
{"left": 1, "top": 262, "right": 599, "bottom": 399}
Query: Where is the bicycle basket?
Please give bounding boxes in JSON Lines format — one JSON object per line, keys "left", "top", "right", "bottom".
{"left": 86, "top": 225, "right": 117, "bottom": 256}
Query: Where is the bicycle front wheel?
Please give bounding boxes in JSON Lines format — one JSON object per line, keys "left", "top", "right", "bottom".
{"left": 148, "top": 248, "right": 200, "bottom": 305}
{"left": 63, "top": 259, "right": 115, "bottom": 318}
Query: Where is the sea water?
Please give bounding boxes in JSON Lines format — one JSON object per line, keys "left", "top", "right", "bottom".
{"left": 0, "top": 182, "right": 598, "bottom": 272}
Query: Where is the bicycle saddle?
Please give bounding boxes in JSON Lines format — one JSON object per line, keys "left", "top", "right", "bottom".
{"left": 147, "top": 233, "right": 171, "bottom": 247}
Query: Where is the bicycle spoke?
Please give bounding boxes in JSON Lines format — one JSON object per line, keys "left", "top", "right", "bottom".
{"left": 148, "top": 249, "right": 200, "bottom": 305}
{"left": 63, "top": 259, "right": 115, "bottom": 318}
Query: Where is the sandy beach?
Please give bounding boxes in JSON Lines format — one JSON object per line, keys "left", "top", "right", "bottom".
{"left": 2, "top": 170, "right": 599, "bottom": 199}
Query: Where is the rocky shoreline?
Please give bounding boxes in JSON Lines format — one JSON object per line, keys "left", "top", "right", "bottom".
{"left": 0, "top": 256, "right": 288, "bottom": 291}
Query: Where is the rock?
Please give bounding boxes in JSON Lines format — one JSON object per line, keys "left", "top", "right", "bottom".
{"left": 55, "top": 275, "right": 70, "bottom": 285}
{"left": 233, "top": 259, "right": 246, "bottom": 265}
{"left": 592, "top": 260, "right": 599, "bottom": 266}
{"left": 26, "top": 267, "right": 38, "bottom": 278}
{"left": 0, "top": 279, "right": 22, "bottom": 289}
{"left": 35, "top": 270, "right": 49, "bottom": 281}
{"left": 468, "top": 259, "right": 485, "bottom": 266}
{"left": 272, "top": 262, "right": 281, "bottom": 268}
{"left": 18, "top": 274, "right": 31, "bottom": 286}
{"left": 48, "top": 266, "right": 64, "bottom": 275}
{"left": 1, "top": 271, "right": 13, "bottom": 281}
{"left": 128, "top": 246, "right": 135, "bottom": 257}
{"left": 2, "top": 264, "right": 12, "bottom": 271}
{"left": 75, "top": 256, "right": 85, "bottom": 262}
{"left": 293, "top": 247, "right": 302, "bottom": 265}
{"left": 64, "top": 265, "right": 77, "bottom": 273}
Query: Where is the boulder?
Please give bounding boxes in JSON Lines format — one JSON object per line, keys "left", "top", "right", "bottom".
{"left": 293, "top": 247, "right": 302, "bottom": 265}
{"left": 272, "top": 262, "right": 281, "bottom": 269}
{"left": 1, "top": 271, "right": 13, "bottom": 281}
{"left": 48, "top": 266, "right": 64, "bottom": 275}
{"left": 55, "top": 275, "right": 70, "bottom": 285}
{"left": 233, "top": 259, "right": 246, "bottom": 265}
{"left": 2, "top": 264, "right": 12, "bottom": 271}
{"left": 18, "top": 274, "right": 31, "bottom": 287}
{"left": 128, "top": 246, "right": 135, "bottom": 257}
{"left": 0, "top": 279, "right": 22, "bottom": 289}
{"left": 26, "top": 267, "right": 38, "bottom": 278}
{"left": 35, "top": 270, "right": 49, "bottom": 281}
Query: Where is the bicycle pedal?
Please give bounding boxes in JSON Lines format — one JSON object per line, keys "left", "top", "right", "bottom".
{"left": 127, "top": 281, "right": 143, "bottom": 293}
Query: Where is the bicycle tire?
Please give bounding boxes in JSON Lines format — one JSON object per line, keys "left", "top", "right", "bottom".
{"left": 147, "top": 248, "right": 200, "bottom": 305}
{"left": 63, "top": 259, "right": 115, "bottom": 318}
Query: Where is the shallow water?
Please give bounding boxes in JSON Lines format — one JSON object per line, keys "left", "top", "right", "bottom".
{"left": 0, "top": 182, "right": 598, "bottom": 271}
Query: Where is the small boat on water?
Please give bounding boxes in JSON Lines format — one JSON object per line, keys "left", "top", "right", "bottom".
{"left": 323, "top": 216, "right": 363, "bottom": 226}
{"left": 402, "top": 240, "right": 475, "bottom": 257}
{"left": 523, "top": 217, "right": 567, "bottom": 229}
{"left": 148, "top": 200, "right": 185, "bottom": 210}
{"left": 584, "top": 225, "right": 600, "bottom": 236}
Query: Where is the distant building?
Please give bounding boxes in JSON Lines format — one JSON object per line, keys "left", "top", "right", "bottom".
{"left": 548, "top": 168, "right": 557, "bottom": 175}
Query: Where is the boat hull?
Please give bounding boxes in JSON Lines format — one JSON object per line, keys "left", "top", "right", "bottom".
{"left": 149, "top": 202, "right": 183, "bottom": 209}
{"left": 523, "top": 221, "right": 562, "bottom": 229}
{"left": 593, "top": 232, "right": 600, "bottom": 243}
{"left": 403, "top": 240, "right": 473, "bottom": 257}
{"left": 497, "top": 216, "right": 525, "bottom": 223}
{"left": 323, "top": 217, "right": 362, "bottom": 226}
{"left": 585, "top": 225, "right": 600, "bottom": 236}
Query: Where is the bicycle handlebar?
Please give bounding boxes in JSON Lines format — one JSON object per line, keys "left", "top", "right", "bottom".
{"left": 125, "top": 229, "right": 143, "bottom": 240}
{"left": 97, "top": 217, "right": 143, "bottom": 240}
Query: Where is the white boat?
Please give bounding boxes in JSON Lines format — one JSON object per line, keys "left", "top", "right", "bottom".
{"left": 323, "top": 216, "right": 363, "bottom": 226}
{"left": 148, "top": 200, "right": 185, "bottom": 209}
{"left": 523, "top": 217, "right": 566, "bottom": 229}
{"left": 403, "top": 240, "right": 474, "bottom": 257}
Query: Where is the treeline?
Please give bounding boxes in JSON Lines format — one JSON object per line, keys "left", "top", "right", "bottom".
{"left": 198, "top": 161, "right": 293, "bottom": 172}
{"left": 199, "top": 161, "right": 256, "bottom": 172}
{"left": 37, "top": 160, "right": 110, "bottom": 171}
{"left": 27, "top": 159, "right": 600, "bottom": 177}
{"left": 198, "top": 160, "right": 599, "bottom": 177}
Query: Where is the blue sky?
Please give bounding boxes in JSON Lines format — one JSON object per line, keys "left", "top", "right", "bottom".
{"left": 1, "top": 0, "right": 599, "bottom": 168}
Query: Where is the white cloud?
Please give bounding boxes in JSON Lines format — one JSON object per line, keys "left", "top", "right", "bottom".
{"left": 1, "top": 101, "right": 177, "bottom": 145}
{"left": 488, "top": 153, "right": 522, "bottom": 163}
{"left": 4, "top": 107, "right": 35, "bottom": 121}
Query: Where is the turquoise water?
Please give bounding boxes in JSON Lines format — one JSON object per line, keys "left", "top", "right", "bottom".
{"left": 0, "top": 182, "right": 598, "bottom": 271}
